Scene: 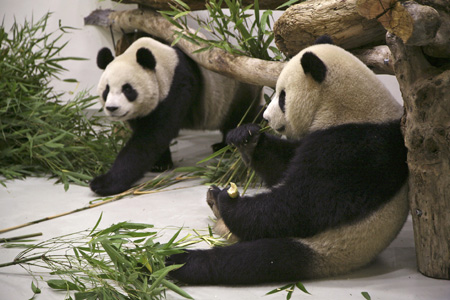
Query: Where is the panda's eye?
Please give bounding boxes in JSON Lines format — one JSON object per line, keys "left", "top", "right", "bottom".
{"left": 122, "top": 83, "right": 138, "bottom": 102}
{"left": 102, "top": 84, "right": 110, "bottom": 101}
{"left": 279, "top": 90, "right": 286, "bottom": 113}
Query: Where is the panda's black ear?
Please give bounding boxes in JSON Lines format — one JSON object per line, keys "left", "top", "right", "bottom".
{"left": 97, "top": 48, "right": 114, "bottom": 70}
{"left": 136, "top": 48, "right": 156, "bottom": 70}
{"left": 301, "top": 52, "right": 327, "bottom": 83}
{"left": 314, "top": 35, "right": 334, "bottom": 45}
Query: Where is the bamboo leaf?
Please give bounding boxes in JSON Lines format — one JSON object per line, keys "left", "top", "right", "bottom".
{"left": 161, "top": 279, "right": 193, "bottom": 299}
{"left": 295, "top": 281, "right": 311, "bottom": 295}
{"left": 265, "top": 283, "right": 294, "bottom": 295}
{"left": 197, "top": 145, "right": 232, "bottom": 164}
{"left": 276, "top": 0, "right": 301, "bottom": 9}
{"left": 31, "top": 281, "right": 41, "bottom": 294}
{"left": 47, "top": 279, "right": 82, "bottom": 291}
{"left": 88, "top": 213, "right": 103, "bottom": 236}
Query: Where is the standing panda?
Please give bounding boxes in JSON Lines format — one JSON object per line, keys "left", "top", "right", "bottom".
{"left": 167, "top": 38, "right": 409, "bottom": 284}
{"left": 90, "top": 37, "right": 262, "bottom": 196}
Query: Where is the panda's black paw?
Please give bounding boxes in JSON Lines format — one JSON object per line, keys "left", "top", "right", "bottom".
{"left": 90, "top": 173, "right": 130, "bottom": 196}
{"left": 226, "top": 123, "right": 261, "bottom": 147}
{"left": 226, "top": 124, "right": 261, "bottom": 164}
{"left": 151, "top": 149, "right": 173, "bottom": 172}
{"left": 150, "top": 162, "right": 173, "bottom": 173}
{"left": 206, "top": 185, "right": 221, "bottom": 218}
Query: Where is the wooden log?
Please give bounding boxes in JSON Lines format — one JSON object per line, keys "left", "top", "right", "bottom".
{"left": 85, "top": 8, "right": 394, "bottom": 89}
{"left": 113, "top": 0, "right": 293, "bottom": 11}
{"left": 357, "top": 0, "right": 440, "bottom": 45}
{"left": 273, "top": 0, "right": 387, "bottom": 57}
{"left": 86, "top": 8, "right": 281, "bottom": 87}
{"left": 357, "top": 0, "right": 450, "bottom": 58}
{"left": 352, "top": 45, "right": 395, "bottom": 75}
{"left": 387, "top": 31, "right": 450, "bottom": 280}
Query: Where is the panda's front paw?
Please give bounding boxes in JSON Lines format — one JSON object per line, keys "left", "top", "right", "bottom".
{"left": 226, "top": 124, "right": 261, "bottom": 164}
{"left": 90, "top": 172, "right": 130, "bottom": 196}
{"left": 206, "top": 185, "right": 222, "bottom": 218}
{"left": 226, "top": 123, "right": 261, "bottom": 147}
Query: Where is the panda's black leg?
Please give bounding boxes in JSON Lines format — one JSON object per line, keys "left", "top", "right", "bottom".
{"left": 167, "top": 238, "right": 316, "bottom": 285}
{"left": 151, "top": 148, "right": 173, "bottom": 172}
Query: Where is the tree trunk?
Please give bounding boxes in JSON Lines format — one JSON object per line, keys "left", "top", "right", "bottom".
{"left": 387, "top": 31, "right": 450, "bottom": 281}
{"left": 357, "top": 0, "right": 450, "bottom": 279}
{"left": 274, "top": 0, "right": 387, "bottom": 57}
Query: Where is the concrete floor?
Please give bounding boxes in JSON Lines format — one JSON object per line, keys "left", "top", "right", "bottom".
{"left": 1, "top": 130, "right": 449, "bottom": 300}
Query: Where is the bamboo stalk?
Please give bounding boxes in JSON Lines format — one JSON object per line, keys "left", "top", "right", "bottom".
{"left": 0, "top": 184, "right": 191, "bottom": 234}
{"left": 0, "top": 255, "right": 45, "bottom": 268}
{"left": 0, "top": 233, "right": 43, "bottom": 243}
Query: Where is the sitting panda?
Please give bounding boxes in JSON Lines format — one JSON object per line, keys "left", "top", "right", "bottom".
{"left": 90, "top": 37, "right": 261, "bottom": 196}
{"left": 167, "top": 37, "right": 409, "bottom": 284}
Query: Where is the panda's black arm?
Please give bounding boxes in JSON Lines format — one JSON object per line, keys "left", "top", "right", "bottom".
{"left": 226, "top": 124, "right": 300, "bottom": 187}
{"left": 219, "top": 121, "right": 410, "bottom": 241}
{"left": 215, "top": 185, "right": 314, "bottom": 241}
{"left": 251, "top": 133, "right": 301, "bottom": 186}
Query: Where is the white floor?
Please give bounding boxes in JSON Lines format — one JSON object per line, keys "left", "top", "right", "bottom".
{"left": 1, "top": 130, "right": 449, "bottom": 300}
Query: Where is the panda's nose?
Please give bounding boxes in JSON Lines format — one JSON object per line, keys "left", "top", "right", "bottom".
{"left": 106, "top": 106, "right": 119, "bottom": 112}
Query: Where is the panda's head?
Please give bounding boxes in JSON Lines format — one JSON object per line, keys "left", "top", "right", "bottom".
{"left": 264, "top": 37, "right": 402, "bottom": 139}
{"left": 96, "top": 37, "right": 178, "bottom": 121}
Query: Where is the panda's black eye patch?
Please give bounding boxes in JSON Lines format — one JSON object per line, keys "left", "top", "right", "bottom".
{"left": 122, "top": 83, "right": 138, "bottom": 102}
{"left": 279, "top": 90, "right": 286, "bottom": 113}
{"left": 102, "top": 84, "right": 110, "bottom": 101}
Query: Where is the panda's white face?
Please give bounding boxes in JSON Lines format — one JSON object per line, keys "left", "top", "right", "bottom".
{"left": 264, "top": 43, "right": 403, "bottom": 139}
{"left": 264, "top": 52, "right": 322, "bottom": 139}
{"left": 263, "top": 90, "right": 289, "bottom": 136}
{"left": 97, "top": 61, "right": 159, "bottom": 121}
{"left": 96, "top": 37, "right": 179, "bottom": 122}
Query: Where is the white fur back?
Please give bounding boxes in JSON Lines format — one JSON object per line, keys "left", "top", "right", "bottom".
{"left": 195, "top": 68, "right": 239, "bottom": 130}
